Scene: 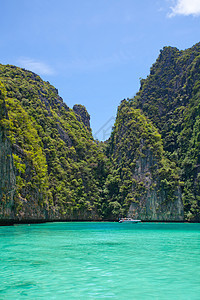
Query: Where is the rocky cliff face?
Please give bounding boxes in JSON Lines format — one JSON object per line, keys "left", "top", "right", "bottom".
{"left": 105, "top": 100, "right": 184, "bottom": 221}
{"left": 0, "top": 65, "right": 107, "bottom": 223}
{"left": 73, "top": 104, "right": 91, "bottom": 132}
{"left": 127, "top": 149, "right": 183, "bottom": 221}
{"left": 0, "top": 131, "right": 16, "bottom": 220}
{"left": 132, "top": 42, "right": 200, "bottom": 221}
{"left": 0, "top": 88, "right": 16, "bottom": 220}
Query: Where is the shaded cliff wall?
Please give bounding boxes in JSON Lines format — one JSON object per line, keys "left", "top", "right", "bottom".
{"left": 127, "top": 148, "right": 183, "bottom": 221}
{"left": 0, "top": 87, "right": 16, "bottom": 220}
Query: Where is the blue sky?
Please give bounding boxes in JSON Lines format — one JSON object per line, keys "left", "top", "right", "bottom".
{"left": 1, "top": 0, "right": 200, "bottom": 140}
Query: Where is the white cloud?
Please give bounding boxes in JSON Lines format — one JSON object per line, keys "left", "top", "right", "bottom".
{"left": 169, "top": 0, "right": 200, "bottom": 17}
{"left": 17, "top": 58, "right": 54, "bottom": 75}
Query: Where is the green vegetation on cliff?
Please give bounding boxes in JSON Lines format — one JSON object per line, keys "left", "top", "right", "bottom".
{"left": 0, "top": 42, "right": 200, "bottom": 222}
{"left": 132, "top": 42, "right": 200, "bottom": 221}
{"left": 0, "top": 65, "right": 108, "bottom": 220}
{"left": 104, "top": 100, "right": 183, "bottom": 220}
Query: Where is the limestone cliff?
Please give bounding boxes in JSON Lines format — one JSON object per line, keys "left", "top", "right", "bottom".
{"left": 132, "top": 43, "right": 200, "bottom": 221}
{"left": 0, "top": 65, "right": 107, "bottom": 223}
{"left": 127, "top": 149, "right": 183, "bottom": 221}
{"left": 0, "top": 86, "right": 16, "bottom": 220}
{"left": 105, "top": 100, "right": 184, "bottom": 221}
{"left": 73, "top": 104, "right": 91, "bottom": 132}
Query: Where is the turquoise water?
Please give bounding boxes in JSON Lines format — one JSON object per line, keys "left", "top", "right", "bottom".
{"left": 0, "top": 222, "right": 200, "bottom": 299}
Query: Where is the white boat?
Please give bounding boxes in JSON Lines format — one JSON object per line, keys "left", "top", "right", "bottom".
{"left": 119, "top": 218, "right": 141, "bottom": 223}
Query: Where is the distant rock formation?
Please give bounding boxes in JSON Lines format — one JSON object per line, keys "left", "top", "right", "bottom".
{"left": 73, "top": 104, "right": 91, "bottom": 131}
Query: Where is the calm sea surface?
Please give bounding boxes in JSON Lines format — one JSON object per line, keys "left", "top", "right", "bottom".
{"left": 0, "top": 222, "right": 200, "bottom": 299}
